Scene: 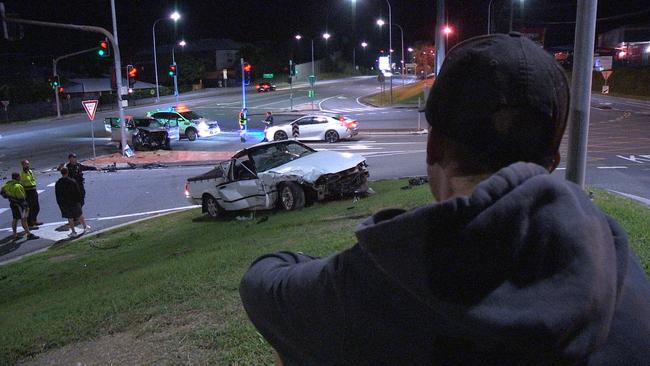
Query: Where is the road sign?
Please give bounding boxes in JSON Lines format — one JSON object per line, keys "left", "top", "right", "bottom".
{"left": 82, "top": 100, "right": 98, "bottom": 121}
{"left": 308, "top": 75, "right": 316, "bottom": 86}
{"left": 601, "top": 70, "right": 613, "bottom": 82}
{"left": 1, "top": 100, "right": 8, "bottom": 111}
{"left": 594, "top": 56, "right": 613, "bottom": 71}
{"left": 602, "top": 85, "right": 609, "bottom": 94}
{"left": 223, "top": 69, "right": 228, "bottom": 80}
{"left": 263, "top": 73, "right": 274, "bottom": 79}
{"left": 308, "top": 90, "right": 315, "bottom": 98}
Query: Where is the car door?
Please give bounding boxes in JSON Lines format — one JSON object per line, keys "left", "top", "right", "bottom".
{"left": 110, "top": 117, "right": 135, "bottom": 144}
{"left": 154, "top": 114, "right": 180, "bottom": 141}
{"left": 295, "top": 117, "right": 318, "bottom": 140}
{"left": 311, "top": 116, "right": 330, "bottom": 140}
{"left": 216, "top": 157, "right": 267, "bottom": 210}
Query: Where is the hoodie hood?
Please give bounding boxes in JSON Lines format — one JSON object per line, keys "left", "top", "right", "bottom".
{"left": 355, "top": 162, "right": 628, "bottom": 362}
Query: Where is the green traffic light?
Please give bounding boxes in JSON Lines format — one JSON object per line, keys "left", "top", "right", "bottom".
{"left": 98, "top": 49, "right": 105, "bottom": 56}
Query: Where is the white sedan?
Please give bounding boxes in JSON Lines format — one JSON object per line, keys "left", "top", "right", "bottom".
{"left": 265, "top": 114, "right": 359, "bottom": 143}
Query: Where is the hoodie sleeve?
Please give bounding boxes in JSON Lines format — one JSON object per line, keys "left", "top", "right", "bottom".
{"left": 239, "top": 251, "right": 345, "bottom": 365}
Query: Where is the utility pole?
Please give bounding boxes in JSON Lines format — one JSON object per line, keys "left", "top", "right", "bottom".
{"left": 435, "top": 0, "right": 446, "bottom": 76}
{"left": 2, "top": 1, "right": 129, "bottom": 156}
{"left": 240, "top": 58, "right": 247, "bottom": 114}
{"left": 289, "top": 59, "right": 294, "bottom": 111}
{"left": 53, "top": 47, "right": 98, "bottom": 118}
{"left": 566, "top": 0, "right": 598, "bottom": 188}
{"left": 110, "top": 0, "right": 127, "bottom": 155}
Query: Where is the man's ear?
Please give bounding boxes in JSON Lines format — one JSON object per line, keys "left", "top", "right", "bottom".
{"left": 427, "top": 128, "right": 444, "bottom": 166}
{"left": 548, "top": 150, "right": 561, "bottom": 172}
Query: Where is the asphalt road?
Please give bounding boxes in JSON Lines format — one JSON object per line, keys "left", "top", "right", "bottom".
{"left": 1, "top": 76, "right": 649, "bottom": 263}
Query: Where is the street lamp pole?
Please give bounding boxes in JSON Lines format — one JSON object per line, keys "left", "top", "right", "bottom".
{"left": 152, "top": 11, "right": 180, "bottom": 103}
{"left": 311, "top": 38, "right": 315, "bottom": 110}
{"left": 487, "top": 0, "right": 496, "bottom": 34}
{"left": 393, "top": 23, "right": 405, "bottom": 85}
{"left": 171, "top": 40, "right": 185, "bottom": 102}
{"left": 385, "top": 0, "right": 393, "bottom": 104}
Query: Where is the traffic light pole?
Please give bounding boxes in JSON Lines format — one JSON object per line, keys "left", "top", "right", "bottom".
{"left": 52, "top": 47, "right": 98, "bottom": 118}
{"left": 1, "top": 5, "right": 129, "bottom": 156}
{"left": 240, "top": 58, "right": 247, "bottom": 115}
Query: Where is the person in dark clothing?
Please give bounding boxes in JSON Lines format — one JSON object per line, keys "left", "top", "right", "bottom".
{"left": 20, "top": 159, "right": 42, "bottom": 227}
{"left": 55, "top": 167, "right": 90, "bottom": 237}
{"left": 64, "top": 153, "right": 98, "bottom": 207}
{"left": 261, "top": 111, "right": 274, "bottom": 142}
{"left": 239, "top": 33, "right": 650, "bottom": 366}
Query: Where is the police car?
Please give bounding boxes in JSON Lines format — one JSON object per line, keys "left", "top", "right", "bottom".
{"left": 147, "top": 105, "right": 221, "bottom": 141}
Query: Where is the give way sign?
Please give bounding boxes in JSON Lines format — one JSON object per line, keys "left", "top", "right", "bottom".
{"left": 82, "top": 100, "right": 99, "bottom": 121}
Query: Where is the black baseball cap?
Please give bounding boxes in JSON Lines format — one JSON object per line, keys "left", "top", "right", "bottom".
{"left": 425, "top": 32, "right": 570, "bottom": 166}
{"left": 68, "top": 153, "right": 77, "bottom": 158}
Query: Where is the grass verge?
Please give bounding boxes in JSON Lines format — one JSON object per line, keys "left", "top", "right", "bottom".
{"left": 362, "top": 80, "right": 429, "bottom": 107}
{"left": 0, "top": 182, "right": 648, "bottom": 364}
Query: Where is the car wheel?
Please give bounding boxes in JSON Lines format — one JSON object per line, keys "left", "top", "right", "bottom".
{"left": 186, "top": 128, "right": 197, "bottom": 141}
{"left": 203, "top": 194, "right": 222, "bottom": 218}
{"left": 274, "top": 131, "right": 288, "bottom": 141}
{"left": 324, "top": 130, "right": 340, "bottom": 143}
{"left": 278, "top": 182, "right": 305, "bottom": 211}
{"left": 163, "top": 137, "right": 171, "bottom": 150}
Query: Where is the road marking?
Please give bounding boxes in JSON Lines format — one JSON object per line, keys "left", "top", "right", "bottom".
{"left": 555, "top": 167, "right": 566, "bottom": 170}
{"left": 596, "top": 166, "right": 628, "bottom": 169}
{"left": 37, "top": 190, "right": 45, "bottom": 194}
{"left": 0, "top": 205, "right": 200, "bottom": 233}
{"left": 318, "top": 95, "right": 344, "bottom": 111}
{"left": 47, "top": 182, "right": 56, "bottom": 187}
{"left": 609, "top": 190, "right": 650, "bottom": 207}
{"left": 0, "top": 208, "right": 8, "bottom": 215}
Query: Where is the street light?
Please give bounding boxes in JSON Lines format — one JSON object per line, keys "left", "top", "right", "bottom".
{"left": 361, "top": 41, "right": 368, "bottom": 48}
{"left": 378, "top": 19, "right": 406, "bottom": 85}
{"left": 152, "top": 11, "right": 181, "bottom": 102}
{"left": 295, "top": 34, "right": 302, "bottom": 40}
{"left": 172, "top": 39, "right": 186, "bottom": 101}
{"left": 295, "top": 33, "right": 330, "bottom": 110}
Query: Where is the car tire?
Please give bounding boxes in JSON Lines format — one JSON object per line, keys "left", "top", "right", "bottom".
{"left": 163, "top": 137, "right": 171, "bottom": 150}
{"left": 203, "top": 194, "right": 222, "bottom": 218}
{"left": 278, "top": 182, "right": 305, "bottom": 211}
{"left": 274, "top": 131, "right": 288, "bottom": 141}
{"left": 186, "top": 128, "right": 198, "bottom": 141}
{"left": 325, "top": 130, "right": 340, "bottom": 143}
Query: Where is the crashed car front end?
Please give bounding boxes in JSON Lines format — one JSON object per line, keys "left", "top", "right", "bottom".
{"left": 311, "top": 161, "right": 369, "bottom": 199}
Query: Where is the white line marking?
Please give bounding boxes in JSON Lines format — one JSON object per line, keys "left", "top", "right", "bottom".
{"left": 47, "top": 182, "right": 56, "bottom": 187}
{"left": 555, "top": 167, "right": 566, "bottom": 170}
{"left": 318, "top": 95, "right": 343, "bottom": 111}
{"left": 609, "top": 190, "right": 650, "bottom": 206}
{"left": 0, "top": 205, "right": 200, "bottom": 233}
{"left": 0, "top": 208, "right": 8, "bottom": 215}
{"left": 37, "top": 190, "right": 45, "bottom": 194}
{"left": 596, "top": 166, "right": 628, "bottom": 169}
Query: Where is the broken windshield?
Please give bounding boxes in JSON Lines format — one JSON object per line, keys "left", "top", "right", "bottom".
{"left": 250, "top": 141, "right": 316, "bottom": 172}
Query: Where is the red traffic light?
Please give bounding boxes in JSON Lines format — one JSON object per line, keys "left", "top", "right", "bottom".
{"left": 128, "top": 66, "right": 138, "bottom": 78}
{"left": 57, "top": 86, "right": 65, "bottom": 93}
{"left": 243, "top": 63, "right": 252, "bottom": 72}
{"left": 168, "top": 64, "right": 177, "bottom": 76}
{"left": 100, "top": 40, "right": 108, "bottom": 49}
{"left": 98, "top": 39, "right": 110, "bottom": 57}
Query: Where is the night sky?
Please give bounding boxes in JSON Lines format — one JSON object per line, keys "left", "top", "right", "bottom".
{"left": 1, "top": 0, "right": 648, "bottom": 62}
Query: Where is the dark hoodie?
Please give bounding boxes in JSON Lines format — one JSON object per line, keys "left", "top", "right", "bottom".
{"left": 240, "top": 163, "right": 650, "bottom": 365}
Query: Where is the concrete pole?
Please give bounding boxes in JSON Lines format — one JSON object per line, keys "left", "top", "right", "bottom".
{"left": 435, "top": 0, "right": 445, "bottom": 76}
{"left": 565, "top": 0, "right": 598, "bottom": 188}
{"left": 311, "top": 39, "right": 315, "bottom": 111}
{"left": 509, "top": 0, "right": 514, "bottom": 32}
{"left": 110, "top": 0, "right": 128, "bottom": 156}
{"left": 241, "top": 58, "right": 247, "bottom": 112}
{"left": 487, "top": 0, "right": 495, "bottom": 34}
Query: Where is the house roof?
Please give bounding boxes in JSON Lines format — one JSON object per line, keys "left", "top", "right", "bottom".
{"left": 64, "top": 78, "right": 157, "bottom": 93}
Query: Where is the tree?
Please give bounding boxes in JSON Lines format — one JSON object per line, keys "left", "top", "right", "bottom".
{"left": 412, "top": 42, "right": 435, "bottom": 78}
{"left": 175, "top": 55, "right": 207, "bottom": 85}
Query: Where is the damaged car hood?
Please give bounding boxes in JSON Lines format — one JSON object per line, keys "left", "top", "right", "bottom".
{"left": 263, "top": 150, "right": 365, "bottom": 182}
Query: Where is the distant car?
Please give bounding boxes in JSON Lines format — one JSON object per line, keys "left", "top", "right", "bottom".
{"left": 104, "top": 116, "right": 180, "bottom": 150}
{"left": 185, "top": 140, "right": 369, "bottom": 217}
{"left": 265, "top": 114, "right": 359, "bottom": 143}
{"left": 147, "top": 105, "right": 220, "bottom": 141}
{"left": 256, "top": 82, "right": 276, "bottom": 92}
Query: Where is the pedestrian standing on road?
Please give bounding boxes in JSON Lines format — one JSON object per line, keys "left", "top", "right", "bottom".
{"left": 261, "top": 111, "right": 274, "bottom": 142}
{"left": 20, "top": 160, "right": 42, "bottom": 228}
{"left": 64, "top": 153, "right": 98, "bottom": 207}
{"left": 55, "top": 167, "right": 90, "bottom": 238}
{"left": 239, "top": 33, "right": 650, "bottom": 365}
{"left": 1, "top": 172, "right": 39, "bottom": 241}
{"left": 238, "top": 108, "right": 248, "bottom": 143}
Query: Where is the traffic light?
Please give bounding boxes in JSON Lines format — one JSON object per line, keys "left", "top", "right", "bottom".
{"left": 47, "top": 76, "right": 55, "bottom": 88}
{"left": 57, "top": 86, "right": 64, "bottom": 93}
{"left": 289, "top": 62, "right": 297, "bottom": 77}
{"left": 168, "top": 64, "right": 177, "bottom": 77}
{"left": 243, "top": 63, "right": 252, "bottom": 84}
{"left": 98, "top": 39, "right": 110, "bottom": 57}
{"left": 127, "top": 65, "right": 137, "bottom": 88}
{"left": 47, "top": 76, "right": 60, "bottom": 88}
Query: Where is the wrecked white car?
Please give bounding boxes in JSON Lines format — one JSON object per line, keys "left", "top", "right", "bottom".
{"left": 185, "top": 140, "right": 369, "bottom": 217}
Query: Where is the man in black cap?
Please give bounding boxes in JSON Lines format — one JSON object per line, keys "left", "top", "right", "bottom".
{"left": 64, "top": 153, "right": 98, "bottom": 207}
{"left": 239, "top": 34, "right": 650, "bottom": 365}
